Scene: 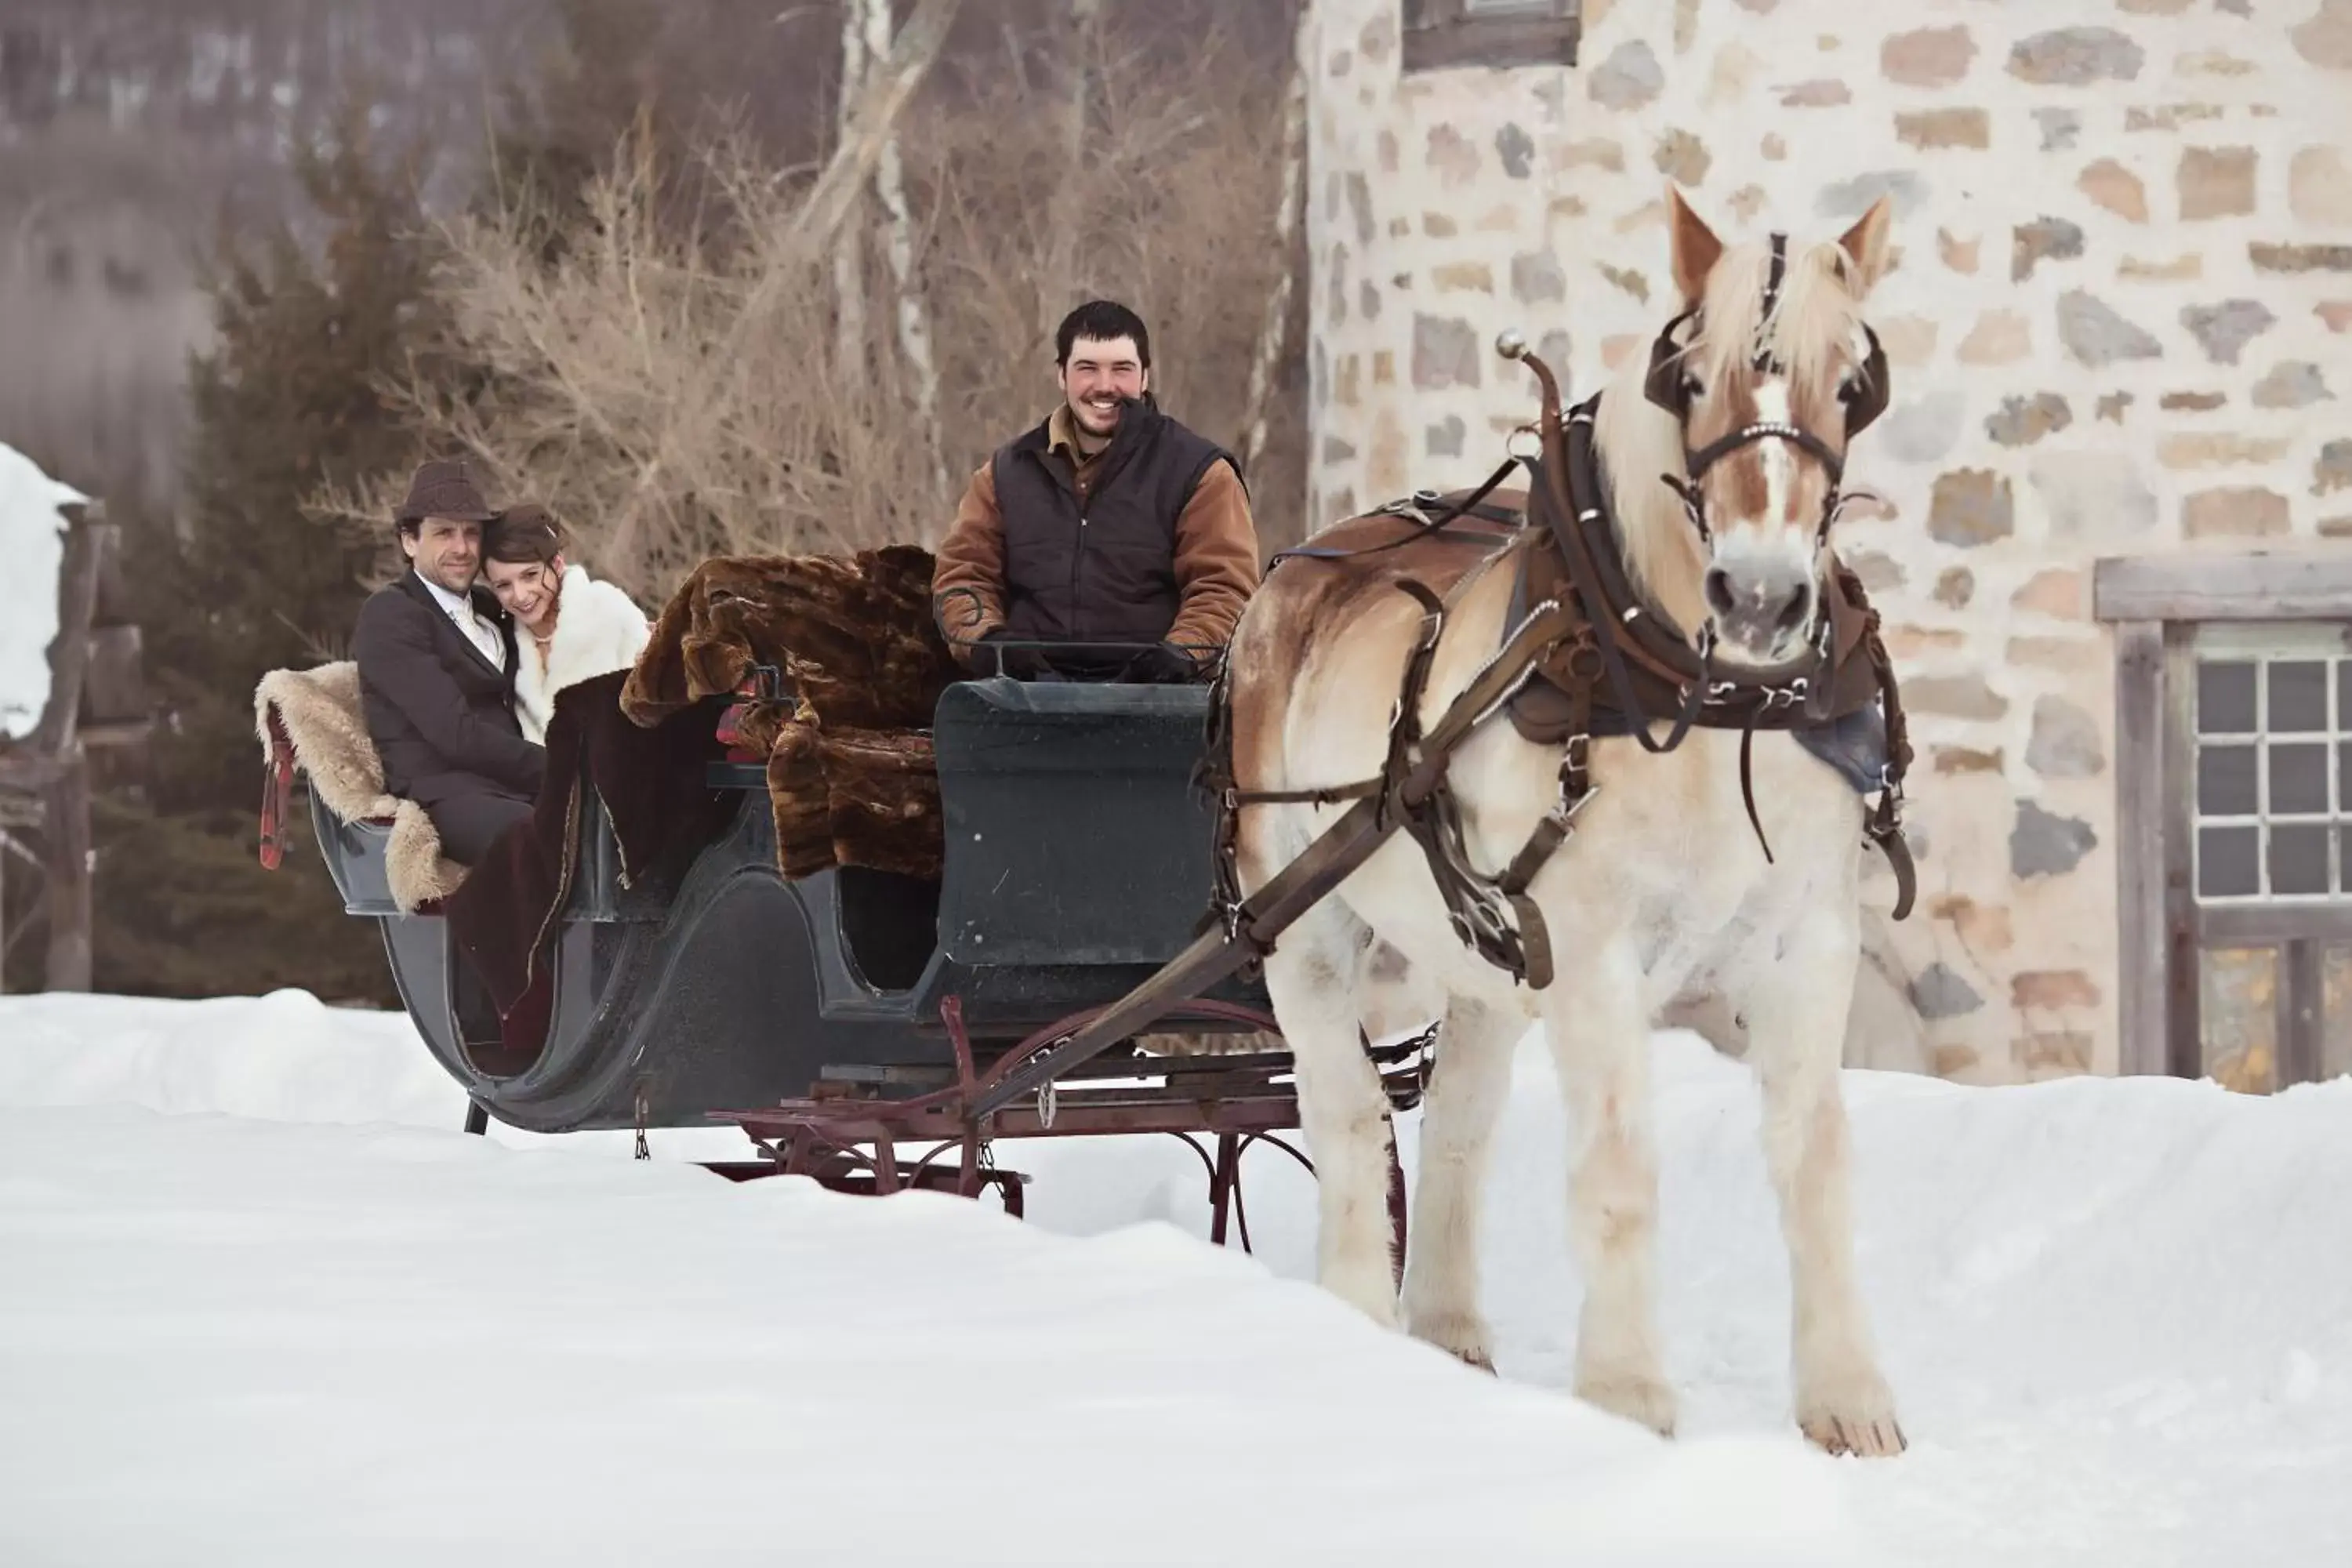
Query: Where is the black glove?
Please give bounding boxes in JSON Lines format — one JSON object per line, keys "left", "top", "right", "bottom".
{"left": 1125, "top": 642, "right": 1201, "bottom": 684}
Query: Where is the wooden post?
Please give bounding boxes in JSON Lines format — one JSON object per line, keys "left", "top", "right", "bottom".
{"left": 2111, "top": 621, "right": 2166, "bottom": 1074}
{"left": 2161, "top": 626, "right": 2201, "bottom": 1080}
{"left": 34, "top": 509, "right": 108, "bottom": 757}
{"left": 42, "top": 746, "right": 91, "bottom": 993}
{"left": 16, "top": 503, "right": 111, "bottom": 994}
{"left": 2281, "top": 938, "right": 2322, "bottom": 1089}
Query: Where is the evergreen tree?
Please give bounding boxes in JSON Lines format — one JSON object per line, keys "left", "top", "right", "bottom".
{"left": 92, "top": 105, "right": 463, "bottom": 1003}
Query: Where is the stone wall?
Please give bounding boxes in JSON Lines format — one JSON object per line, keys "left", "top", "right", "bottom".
{"left": 1305, "top": 0, "right": 2352, "bottom": 1083}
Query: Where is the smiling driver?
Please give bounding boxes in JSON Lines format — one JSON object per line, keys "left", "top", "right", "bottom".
{"left": 931, "top": 299, "right": 1260, "bottom": 684}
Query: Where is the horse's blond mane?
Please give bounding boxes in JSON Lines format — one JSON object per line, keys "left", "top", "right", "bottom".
{"left": 1690, "top": 238, "right": 1868, "bottom": 408}
{"left": 1592, "top": 234, "right": 1870, "bottom": 642}
{"left": 1592, "top": 344, "right": 1707, "bottom": 639}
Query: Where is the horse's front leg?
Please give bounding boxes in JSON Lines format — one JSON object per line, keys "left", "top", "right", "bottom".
{"left": 1739, "top": 901, "right": 1906, "bottom": 1457}
{"left": 1399, "top": 993, "right": 1521, "bottom": 1372}
{"left": 1261, "top": 902, "right": 1400, "bottom": 1327}
{"left": 1541, "top": 935, "right": 1675, "bottom": 1437}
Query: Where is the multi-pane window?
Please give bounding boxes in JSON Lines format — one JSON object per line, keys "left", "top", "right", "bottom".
{"left": 2097, "top": 554, "right": 2352, "bottom": 1091}
{"left": 2192, "top": 628, "right": 2352, "bottom": 904}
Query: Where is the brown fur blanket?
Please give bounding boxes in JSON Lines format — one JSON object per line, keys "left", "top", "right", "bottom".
{"left": 622, "top": 544, "right": 958, "bottom": 882}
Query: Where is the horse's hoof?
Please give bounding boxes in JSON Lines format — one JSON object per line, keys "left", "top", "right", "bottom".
{"left": 1576, "top": 1370, "right": 1678, "bottom": 1439}
{"left": 1798, "top": 1367, "right": 1907, "bottom": 1457}
{"left": 1406, "top": 1311, "right": 1496, "bottom": 1374}
{"left": 1801, "top": 1411, "right": 1907, "bottom": 1458}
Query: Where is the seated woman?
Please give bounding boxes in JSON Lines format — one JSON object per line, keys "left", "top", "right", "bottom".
{"left": 481, "top": 504, "right": 653, "bottom": 742}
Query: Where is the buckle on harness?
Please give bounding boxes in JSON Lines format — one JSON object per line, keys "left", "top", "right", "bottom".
{"left": 1449, "top": 895, "right": 1519, "bottom": 960}
{"left": 1547, "top": 782, "right": 1598, "bottom": 834}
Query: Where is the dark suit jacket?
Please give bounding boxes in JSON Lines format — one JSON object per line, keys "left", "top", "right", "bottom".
{"left": 354, "top": 570, "right": 544, "bottom": 806}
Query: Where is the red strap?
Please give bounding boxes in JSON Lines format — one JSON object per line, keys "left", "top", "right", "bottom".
{"left": 258, "top": 709, "right": 296, "bottom": 869}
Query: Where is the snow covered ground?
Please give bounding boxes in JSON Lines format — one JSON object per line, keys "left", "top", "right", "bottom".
{"left": 2, "top": 989, "right": 2349, "bottom": 1566}
{"left": 0, "top": 443, "right": 85, "bottom": 740}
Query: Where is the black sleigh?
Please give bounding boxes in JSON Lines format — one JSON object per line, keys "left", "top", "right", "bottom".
{"left": 277, "top": 670, "right": 1427, "bottom": 1230}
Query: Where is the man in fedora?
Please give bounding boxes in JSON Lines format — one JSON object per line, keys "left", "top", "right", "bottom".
{"left": 353, "top": 459, "right": 543, "bottom": 865}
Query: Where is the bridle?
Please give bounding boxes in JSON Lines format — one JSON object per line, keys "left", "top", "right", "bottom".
{"left": 1641, "top": 231, "right": 1891, "bottom": 547}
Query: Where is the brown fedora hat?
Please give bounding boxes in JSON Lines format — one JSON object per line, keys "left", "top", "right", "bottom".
{"left": 394, "top": 459, "right": 496, "bottom": 524}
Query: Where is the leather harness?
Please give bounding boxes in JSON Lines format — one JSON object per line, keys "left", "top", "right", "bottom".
{"left": 1196, "top": 239, "right": 1915, "bottom": 993}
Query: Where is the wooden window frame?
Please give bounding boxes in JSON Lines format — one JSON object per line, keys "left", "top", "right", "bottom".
{"left": 1401, "top": 1, "right": 1581, "bottom": 74}
{"left": 2096, "top": 550, "right": 2352, "bottom": 1086}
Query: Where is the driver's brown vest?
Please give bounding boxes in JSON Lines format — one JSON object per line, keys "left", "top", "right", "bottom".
{"left": 989, "top": 401, "right": 1235, "bottom": 646}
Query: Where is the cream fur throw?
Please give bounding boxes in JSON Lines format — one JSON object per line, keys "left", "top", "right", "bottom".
{"left": 252, "top": 661, "right": 467, "bottom": 913}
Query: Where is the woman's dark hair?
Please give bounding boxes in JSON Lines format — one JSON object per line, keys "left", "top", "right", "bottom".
{"left": 484, "top": 503, "right": 568, "bottom": 565}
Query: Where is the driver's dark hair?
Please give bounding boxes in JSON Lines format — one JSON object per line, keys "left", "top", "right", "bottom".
{"left": 1055, "top": 299, "right": 1150, "bottom": 370}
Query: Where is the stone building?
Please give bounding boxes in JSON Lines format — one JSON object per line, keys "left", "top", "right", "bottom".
{"left": 1303, "top": 0, "right": 2352, "bottom": 1087}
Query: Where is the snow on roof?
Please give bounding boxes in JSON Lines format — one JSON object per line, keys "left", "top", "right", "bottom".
{"left": 0, "top": 444, "right": 89, "bottom": 742}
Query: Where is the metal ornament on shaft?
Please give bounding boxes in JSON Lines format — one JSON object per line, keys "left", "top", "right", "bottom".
{"left": 1495, "top": 329, "right": 1566, "bottom": 449}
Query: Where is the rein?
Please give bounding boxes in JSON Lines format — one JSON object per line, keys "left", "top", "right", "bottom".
{"left": 1268, "top": 456, "right": 1526, "bottom": 567}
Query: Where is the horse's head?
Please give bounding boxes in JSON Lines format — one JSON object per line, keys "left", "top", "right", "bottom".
{"left": 1635, "top": 187, "right": 1894, "bottom": 670}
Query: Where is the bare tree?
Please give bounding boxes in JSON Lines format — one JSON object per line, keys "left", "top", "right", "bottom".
{"left": 913, "top": 15, "right": 1301, "bottom": 497}
{"left": 833, "top": 0, "right": 870, "bottom": 375}
{"left": 788, "top": 0, "right": 964, "bottom": 264}
{"left": 328, "top": 0, "right": 1308, "bottom": 597}
{"left": 864, "top": 0, "right": 945, "bottom": 495}
{"left": 1035, "top": 0, "right": 1103, "bottom": 343}
{"left": 1237, "top": 3, "right": 1310, "bottom": 479}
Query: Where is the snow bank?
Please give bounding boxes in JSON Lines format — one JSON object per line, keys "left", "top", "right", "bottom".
{"left": 0, "top": 1035, "right": 1867, "bottom": 1566}
{"left": 3, "top": 992, "right": 2350, "bottom": 1565}
{"left": 0, "top": 444, "right": 86, "bottom": 741}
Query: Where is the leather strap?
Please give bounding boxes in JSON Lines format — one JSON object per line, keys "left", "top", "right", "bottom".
{"left": 259, "top": 709, "right": 296, "bottom": 872}
{"left": 1270, "top": 458, "right": 1523, "bottom": 566}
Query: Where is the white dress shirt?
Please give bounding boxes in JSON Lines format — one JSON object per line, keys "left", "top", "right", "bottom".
{"left": 416, "top": 571, "right": 505, "bottom": 669}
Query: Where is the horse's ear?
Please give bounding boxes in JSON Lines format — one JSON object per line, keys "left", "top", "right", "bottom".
{"left": 1667, "top": 184, "right": 1723, "bottom": 307}
{"left": 1835, "top": 194, "right": 1896, "bottom": 296}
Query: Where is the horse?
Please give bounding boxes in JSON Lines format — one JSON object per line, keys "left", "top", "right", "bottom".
{"left": 1221, "top": 187, "right": 1909, "bottom": 1457}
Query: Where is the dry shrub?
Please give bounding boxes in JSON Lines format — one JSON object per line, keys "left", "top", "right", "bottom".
{"left": 346, "top": 127, "right": 922, "bottom": 601}
{"left": 357, "top": 5, "right": 1306, "bottom": 606}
